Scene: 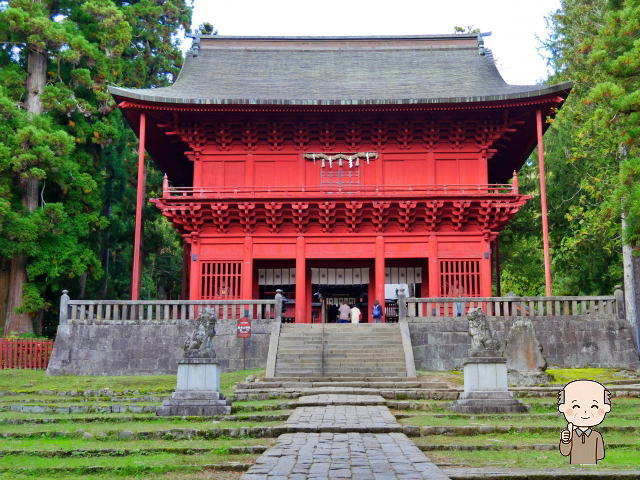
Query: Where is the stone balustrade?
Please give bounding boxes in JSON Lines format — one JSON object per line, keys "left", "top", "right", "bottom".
{"left": 58, "top": 291, "right": 280, "bottom": 325}
{"left": 401, "top": 294, "right": 619, "bottom": 320}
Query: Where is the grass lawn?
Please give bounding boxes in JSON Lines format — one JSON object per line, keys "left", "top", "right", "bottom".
{"left": 547, "top": 367, "right": 638, "bottom": 385}
{"left": 0, "top": 450, "right": 256, "bottom": 468}
{"left": 0, "top": 367, "right": 638, "bottom": 477}
{"left": 399, "top": 413, "right": 636, "bottom": 428}
{"left": 0, "top": 436, "right": 275, "bottom": 452}
{"left": 413, "top": 430, "right": 640, "bottom": 446}
{"left": 0, "top": 472, "right": 244, "bottom": 480}
{"left": 426, "top": 447, "right": 640, "bottom": 469}
{"left": 0, "top": 369, "right": 264, "bottom": 397}
{"left": 391, "top": 396, "right": 640, "bottom": 415}
{"left": 0, "top": 418, "right": 282, "bottom": 436}
{"left": 0, "top": 369, "right": 274, "bottom": 478}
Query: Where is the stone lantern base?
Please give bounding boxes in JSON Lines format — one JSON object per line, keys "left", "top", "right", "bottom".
{"left": 157, "top": 358, "right": 231, "bottom": 416}
{"left": 450, "top": 356, "right": 528, "bottom": 413}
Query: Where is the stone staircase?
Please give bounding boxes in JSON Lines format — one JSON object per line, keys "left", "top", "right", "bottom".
{"left": 272, "top": 323, "right": 410, "bottom": 377}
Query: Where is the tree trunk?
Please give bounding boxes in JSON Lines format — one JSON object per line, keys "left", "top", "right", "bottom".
{"left": 0, "top": 259, "right": 10, "bottom": 335}
{"left": 4, "top": 45, "right": 47, "bottom": 335}
{"left": 622, "top": 222, "right": 640, "bottom": 353}
{"left": 78, "top": 272, "right": 87, "bottom": 299}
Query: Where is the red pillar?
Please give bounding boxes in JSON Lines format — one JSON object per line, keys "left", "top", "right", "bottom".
{"left": 181, "top": 239, "right": 190, "bottom": 300}
{"left": 189, "top": 234, "right": 200, "bottom": 300}
{"left": 241, "top": 236, "right": 253, "bottom": 300}
{"left": 480, "top": 239, "right": 492, "bottom": 297}
{"left": 428, "top": 236, "right": 439, "bottom": 297}
{"left": 375, "top": 236, "right": 385, "bottom": 321}
{"left": 494, "top": 238, "right": 501, "bottom": 297}
{"left": 536, "top": 109, "right": 553, "bottom": 296}
{"left": 306, "top": 265, "right": 313, "bottom": 323}
{"left": 295, "top": 236, "right": 307, "bottom": 323}
{"left": 131, "top": 112, "right": 146, "bottom": 300}
{"left": 367, "top": 265, "right": 375, "bottom": 322}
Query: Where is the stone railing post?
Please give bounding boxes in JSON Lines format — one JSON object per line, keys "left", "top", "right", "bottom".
{"left": 397, "top": 288, "right": 408, "bottom": 321}
{"left": 614, "top": 285, "right": 625, "bottom": 320}
{"left": 275, "top": 289, "right": 283, "bottom": 322}
{"left": 59, "top": 290, "right": 70, "bottom": 325}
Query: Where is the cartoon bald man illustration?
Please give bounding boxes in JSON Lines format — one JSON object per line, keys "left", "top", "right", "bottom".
{"left": 557, "top": 379, "right": 611, "bottom": 464}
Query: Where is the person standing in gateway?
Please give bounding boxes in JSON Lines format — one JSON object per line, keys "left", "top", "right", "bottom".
{"left": 338, "top": 302, "right": 351, "bottom": 323}
{"left": 372, "top": 300, "right": 383, "bottom": 323}
{"left": 350, "top": 304, "right": 361, "bottom": 324}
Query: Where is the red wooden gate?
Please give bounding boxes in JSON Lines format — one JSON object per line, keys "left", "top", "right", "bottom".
{"left": 439, "top": 259, "right": 481, "bottom": 297}
{"left": 200, "top": 261, "right": 242, "bottom": 299}
{"left": 0, "top": 338, "right": 55, "bottom": 370}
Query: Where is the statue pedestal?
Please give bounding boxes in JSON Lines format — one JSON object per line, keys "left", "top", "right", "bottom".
{"left": 157, "top": 358, "right": 232, "bottom": 416}
{"left": 451, "top": 356, "right": 528, "bottom": 413}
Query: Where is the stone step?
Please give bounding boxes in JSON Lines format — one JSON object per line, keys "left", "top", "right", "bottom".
{"left": 280, "top": 337, "right": 402, "bottom": 343}
{"left": 263, "top": 376, "right": 419, "bottom": 382}
{"left": 277, "top": 346, "right": 403, "bottom": 352}
{"left": 281, "top": 323, "right": 397, "bottom": 328}
{"left": 278, "top": 352, "right": 405, "bottom": 359}
{"left": 273, "top": 371, "right": 321, "bottom": 377}
{"left": 322, "top": 371, "right": 407, "bottom": 377}
{"left": 323, "top": 352, "right": 405, "bottom": 357}
{"left": 237, "top": 381, "right": 448, "bottom": 389}
{"left": 323, "top": 359, "right": 406, "bottom": 365}
{"left": 321, "top": 371, "right": 408, "bottom": 376}
{"left": 232, "top": 388, "right": 459, "bottom": 400}
{"left": 276, "top": 363, "right": 407, "bottom": 371}
{"left": 273, "top": 322, "right": 408, "bottom": 378}
{"left": 275, "top": 361, "right": 323, "bottom": 367}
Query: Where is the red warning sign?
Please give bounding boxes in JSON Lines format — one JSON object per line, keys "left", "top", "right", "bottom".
{"left": 237, "top": 318, "right": 251, "bottom": 338}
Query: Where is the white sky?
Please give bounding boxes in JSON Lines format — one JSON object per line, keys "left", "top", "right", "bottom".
{"left": 186, "top": 0, "right": 561, "bottom": 85}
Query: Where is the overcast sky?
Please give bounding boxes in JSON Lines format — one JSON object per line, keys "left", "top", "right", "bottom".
{"left": 185, "top": 0, "right": 561, "bottom": 86}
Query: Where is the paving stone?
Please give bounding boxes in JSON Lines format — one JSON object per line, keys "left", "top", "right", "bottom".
{"left": 286, "top": 405, "right": 398, "bottom": 431}
{"left": 297, "top": 394, "right": 386, "bottom": 406}
{"left": 241, "top": 432, "right": 450, "bottom": 479}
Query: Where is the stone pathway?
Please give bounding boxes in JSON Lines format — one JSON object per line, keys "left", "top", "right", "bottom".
{"left": 297, "top": 394, "right": 386, "bottom": 406}
{"left": 286, "top": 405, "right": 398, "bottom": 431}
{"left": 242, "top": 432, "right": 450, "bottom": 480}
{"left": 241, "top": 394, "right": 450, "bottom": 480}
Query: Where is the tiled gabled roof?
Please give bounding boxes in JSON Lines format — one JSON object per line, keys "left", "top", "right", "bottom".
{"left": 108, "top": 35, "right": 571, "bottom": 106}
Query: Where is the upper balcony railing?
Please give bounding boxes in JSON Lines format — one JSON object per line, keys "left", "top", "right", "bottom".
{"left": 162, "top": 171, "right": 520, "bottom": 200}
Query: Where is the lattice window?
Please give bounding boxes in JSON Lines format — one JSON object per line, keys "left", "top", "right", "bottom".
{"left": 320, "top": 165, "right": 360, "bottom": 187}
{"left": 200, "top": 261, "right": 241, "bottom": 299}
{"left": 439, "top": 260, "right": 480, "bottom": 297}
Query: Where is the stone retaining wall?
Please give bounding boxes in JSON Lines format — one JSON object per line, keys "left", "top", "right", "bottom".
{"left": 409, "top": 315, "right": 640, "bottom": 370}
{"left": 47, "top": 319, "right": 273, "bottom": 376}
{"left": 48, "top": 314, "right": 639, "bottom": 375}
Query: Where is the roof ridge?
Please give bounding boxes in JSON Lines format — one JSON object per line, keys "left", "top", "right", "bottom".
{"left": 197, "top": 34, "right": 482, "bottom": 40}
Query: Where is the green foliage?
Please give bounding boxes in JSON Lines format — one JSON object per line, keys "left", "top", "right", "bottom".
{"left": 501, "top": 0, "right": 640, "bottom": 295}
{"left": 0, "top": 0, "right": 193, "bottom": 333}
{"left": 198, "top": 22, "right": 217, "bottom": 35}
{"left": 4, "top": 331, "right": 49, "bottom": 339}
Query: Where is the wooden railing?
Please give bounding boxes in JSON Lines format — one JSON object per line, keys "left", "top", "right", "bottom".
{"left": 164, "top": 183, "right": 518, "bottom": 200}
{"left": 403, "top": 295, "right": 618, "bottom": 319}
{"left": 0, "top": 338, "right": 55, "bottom": 370}
{"left": 59, "top": 292, "right": 281, "bottom": 324}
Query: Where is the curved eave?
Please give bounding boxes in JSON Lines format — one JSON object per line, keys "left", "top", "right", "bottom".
{"left": 108, "top": 82, "right": 572, "bottom": 107}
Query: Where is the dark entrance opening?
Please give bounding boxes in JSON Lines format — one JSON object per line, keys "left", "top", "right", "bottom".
{"left": 311, "top": 284, "right": 368, "bottom": 323}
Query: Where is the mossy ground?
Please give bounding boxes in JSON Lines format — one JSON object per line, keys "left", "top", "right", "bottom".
{"left": 0, "top": 368, "right": 264, "bottom": 396}
{"left": 0, "top": 368, "right": 638, "bottom": 476}
{"left": 401, "top": 377, "right": 640, "bottom": 470}
{"left": 0, "top": 369, "right": 272, "bottom": 478}
{"left": 546, "top": 367, "right": 636, "bottom": 385}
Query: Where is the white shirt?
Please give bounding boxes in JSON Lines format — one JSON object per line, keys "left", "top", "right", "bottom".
{"left": 350, "top": 306, "right": 361, "bottom": 323}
